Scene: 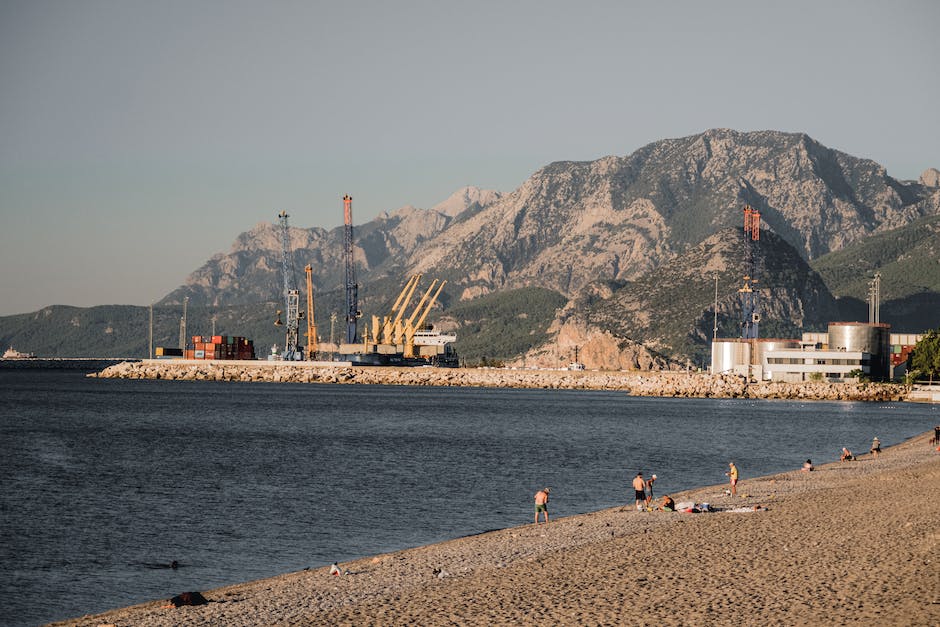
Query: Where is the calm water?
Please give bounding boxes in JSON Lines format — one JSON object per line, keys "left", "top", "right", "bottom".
{"left": 1, "top": 369, "right": 937, "bottom": 626}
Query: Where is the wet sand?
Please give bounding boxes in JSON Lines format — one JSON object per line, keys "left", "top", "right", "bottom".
{"left": 52, "top": 433, "right": 940, "bottom": 626}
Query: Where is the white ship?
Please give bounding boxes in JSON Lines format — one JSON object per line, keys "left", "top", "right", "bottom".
{"left": 3, "top": 347, "right": 36, "bottom": 359}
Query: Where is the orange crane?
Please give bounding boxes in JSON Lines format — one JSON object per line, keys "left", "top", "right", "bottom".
{"left": 305, "top": 264, "right": 318, "bottom": 359}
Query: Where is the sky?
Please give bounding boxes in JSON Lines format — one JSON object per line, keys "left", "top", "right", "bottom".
{"left": 1, "top": 1, "right": 938, "bottom": 316}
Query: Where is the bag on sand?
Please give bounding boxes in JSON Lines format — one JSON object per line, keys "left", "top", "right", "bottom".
{"left": 169, "top": 591, "right": 209, "bottom": 607}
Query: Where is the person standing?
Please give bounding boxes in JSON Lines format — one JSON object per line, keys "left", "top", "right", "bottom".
{"left": 726, "top": 462, "right": 739, "bottom": 497}
{"left": 645, "top": 474, "right": 657, "bottom": 508}
{"left": 870, "top": 437, "right": 881, "bottom": 458}
{"left": 632, "top": 472, "right": 647, "bottom": 511}
{"left": 534, "top": 487, "right": 550, "bottom": 524}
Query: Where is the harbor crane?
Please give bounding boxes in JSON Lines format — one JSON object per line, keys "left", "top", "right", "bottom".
{"left": 739, "top": 205, "right": 761, "bottom": 340}
{"left": 305, "top": 264, "right": 318, "bottom": 360}
{"left": 277, "top": 210, "right": 303, "bottom": 360}
{"left": 343, "top": 195, "right": 360, "bottom": 344}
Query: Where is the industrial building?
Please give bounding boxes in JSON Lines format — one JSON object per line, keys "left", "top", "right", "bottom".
{"left": 711, "top": 322, "right": 922, "bottom": 382}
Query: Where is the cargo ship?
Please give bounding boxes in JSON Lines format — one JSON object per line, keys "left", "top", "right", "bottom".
{"left": 336, "top": 327, "right": 459, "bottom": 367}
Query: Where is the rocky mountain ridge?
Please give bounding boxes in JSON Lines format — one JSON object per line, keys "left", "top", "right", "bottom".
{"left": 4, "top": 130, "right": 939, "bottom": 364}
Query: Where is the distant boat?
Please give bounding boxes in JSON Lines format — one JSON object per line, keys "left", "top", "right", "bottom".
{"left": 2, "top": 347, "right": 36, "bottom": 359}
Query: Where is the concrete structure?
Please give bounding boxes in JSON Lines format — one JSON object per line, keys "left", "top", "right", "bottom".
{"left": 763, "top": 346, "right": 870, "bottom": 383}
{"left": 827, "top": 322, "right": 890, "bottom": 380}
{"left": 710, "top": 322, "right": 912, "bottom": 382}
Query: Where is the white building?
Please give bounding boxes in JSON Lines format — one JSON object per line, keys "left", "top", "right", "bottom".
{"left": 710, "top": 323, "right": 920, "bottom": 382}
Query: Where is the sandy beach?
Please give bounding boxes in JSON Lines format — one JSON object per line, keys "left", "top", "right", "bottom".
{"left": 52, "top": 432, "right": 939, "bottom": 626}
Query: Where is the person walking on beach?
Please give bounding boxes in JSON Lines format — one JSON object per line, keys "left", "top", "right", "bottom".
{"left": 645, "top": 474, "right": 657, "bottom": 508}
{"left": 726, "top": 462, "right": 739, "bottom": 497}
{"left": 534, "top": 487, "right": 550, "bottom": 524}
{"left": 870, "top": 437, "right": 881, "bottom": 458}
{"left": 632, "top": 472, "right": 647, "bottom": 511}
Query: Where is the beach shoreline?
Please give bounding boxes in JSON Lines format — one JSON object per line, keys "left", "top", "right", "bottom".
{"left": 51, "top": 430, "right": 940, "bottom": 626}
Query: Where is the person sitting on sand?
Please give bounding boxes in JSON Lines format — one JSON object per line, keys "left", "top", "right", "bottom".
{"left": 840, "top": 447, "right": 854, "bottom": 462}
{"left": 658, "top": 495, "right": 675, "bottom": 512}
{"left": 534, "top": 487, "right": 550, "bottom": 524}
{"left": 802, "top": 459, "right": 814, "bottom": 472}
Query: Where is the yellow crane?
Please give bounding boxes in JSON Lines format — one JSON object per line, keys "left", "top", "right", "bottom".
{"left": 384, "top": 274, "right": 422, "bottom": 344}
{"left": 305, "top": 264, "right": 318, "bottom": 359}
{"left": 404, "top": 280, "right": 447, "bottom": 357}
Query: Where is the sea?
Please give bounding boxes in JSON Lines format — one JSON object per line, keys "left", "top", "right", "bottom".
{"left": 1, "top": 368, "right": 937, "bottom": 626}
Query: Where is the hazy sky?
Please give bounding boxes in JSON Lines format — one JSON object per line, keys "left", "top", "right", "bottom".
{"left": 1, "top": 1, "right": 938, "bottom": 316}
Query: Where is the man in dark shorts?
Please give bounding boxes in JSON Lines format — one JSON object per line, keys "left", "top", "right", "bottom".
{"left": 534, "top": 487, "right": 550, "bottom": 524}
{"left": 632, "top": 472, "right": 647, "bottom": 511}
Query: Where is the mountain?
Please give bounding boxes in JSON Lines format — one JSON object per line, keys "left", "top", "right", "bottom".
{"left": 3, "top": 132, "right": 939, "bottom": 363}
{"left": 575, "top": 229, "right": 840, "bottom": 367}
{"left": 810, "top": 211, "right": 940, "bottom": 332}
{"left": 409, "top": 129, "right": 937, "bottom": 301}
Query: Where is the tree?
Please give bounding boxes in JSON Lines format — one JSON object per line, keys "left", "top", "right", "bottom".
{"left": 909, "top": 329, "right": 940, "bottom": 381}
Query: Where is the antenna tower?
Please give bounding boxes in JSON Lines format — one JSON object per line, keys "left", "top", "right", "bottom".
{"left": 178, "top": 296, "right": 188, "bottom": 350}
{"left": 738, "top": 206, "right": 761, "bottom": 339}
{"left": 277, "top": 211, "right": 302, "bottom": 360}
{"left": 343, "top": 195, "right": 360, "bottom": 343}
{"left": 868, "top": 272, "right": 881, "bottom": 324}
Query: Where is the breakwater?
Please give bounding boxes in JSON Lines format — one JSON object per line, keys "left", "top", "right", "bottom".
{"left": 90, "top": 360, "right": 910, "bottom": 401}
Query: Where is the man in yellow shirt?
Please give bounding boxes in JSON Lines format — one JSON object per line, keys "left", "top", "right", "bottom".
{"left": 726, "top": 462, "right": 739, "bottom": 497}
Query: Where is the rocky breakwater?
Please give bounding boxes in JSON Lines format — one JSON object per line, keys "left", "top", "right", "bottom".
{"left": 90, "top": 361, "right": 911, "bottom": 401}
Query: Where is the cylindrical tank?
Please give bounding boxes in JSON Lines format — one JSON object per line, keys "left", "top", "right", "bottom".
{"left": 711, "top": 339, "right": 750, "bottom": 375}
{"left": 827, "top": 322, "right": 891, "bottom": 380}
{"left": 752, "top": 338, "right": 801, "bottom": 366}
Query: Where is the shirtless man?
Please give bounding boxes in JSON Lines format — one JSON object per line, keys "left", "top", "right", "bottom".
{"left": 632, "top": 472, "right": 647, "bottom": 511}
{"left": 534, "top": 487, "right": 550, "bottom": 524}
{"left": 726, "top": 462, "right": 739, "bottom": 497}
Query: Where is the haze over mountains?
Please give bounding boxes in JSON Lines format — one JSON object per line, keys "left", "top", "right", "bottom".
{"left": 4, "top": 129, "right": 939, "bottom": 365}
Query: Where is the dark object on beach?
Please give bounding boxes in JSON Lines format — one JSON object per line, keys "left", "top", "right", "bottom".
{"left": 169, "top": 591, "right": 208, "bottom": 607}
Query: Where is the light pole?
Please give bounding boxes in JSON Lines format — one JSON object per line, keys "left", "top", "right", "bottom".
{"left": 330, "top": 312, "right": 337, "bottom": 359}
